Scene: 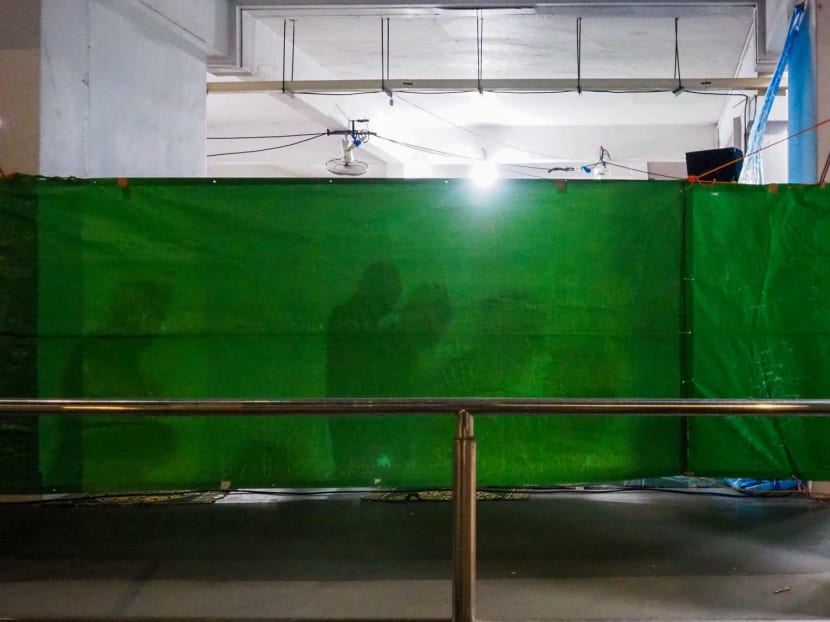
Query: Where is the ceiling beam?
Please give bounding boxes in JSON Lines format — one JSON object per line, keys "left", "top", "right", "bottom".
{"left": 233, "top": 0, "right": 756, "bottom": 11}
{"left": 208, "top": 77, "right": 781, "bottom": 94}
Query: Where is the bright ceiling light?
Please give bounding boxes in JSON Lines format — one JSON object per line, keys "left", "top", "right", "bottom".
{"left": 470, "top": 154, "right": 498, "bottom": 189}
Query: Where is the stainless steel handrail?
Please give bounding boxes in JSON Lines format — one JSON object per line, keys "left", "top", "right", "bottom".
{"left": 2, "top": 397, "right": 828, "bottom": 622}
{"left": 2, "top": 397, "right": 830, "bottom": 415}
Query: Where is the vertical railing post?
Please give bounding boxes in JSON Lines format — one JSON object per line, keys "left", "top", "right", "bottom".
{"left": 452, "top": 408, "right": 476, "bottom": 622}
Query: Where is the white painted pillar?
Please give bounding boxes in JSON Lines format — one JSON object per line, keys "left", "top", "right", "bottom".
{"left": 1, "top": 0, "right": 212, "bottom": 178}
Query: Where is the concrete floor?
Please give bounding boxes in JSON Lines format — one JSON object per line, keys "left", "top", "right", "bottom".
{"left": 0, "top": 491, "right": 828, "bottom": 620}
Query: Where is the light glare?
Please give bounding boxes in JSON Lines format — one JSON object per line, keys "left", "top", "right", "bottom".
{"left": 470, "top": 160, "right": 498, "bottom": 189}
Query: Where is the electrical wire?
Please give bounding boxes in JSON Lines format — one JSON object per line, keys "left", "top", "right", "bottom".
{"left": 484, "top": 485, "right": 802, "bottom": 499}
{"left": 374, "top": 134, "right": 484, "bottom": 161}
{"left": 508, "top": 163, "right": 567, "bottom": 172}
{"left": 1, "top": 483, "right": 810, "bottom": 506}
{"left": 207, "top": 132, "right": 327, "bottom": 140}
{"left": 689, "top": 475, "right": 806, "bottom": 497}
{"left": 292, "top": 90, "right": 385, "bottom": 96}
{"left": 0, "top": 489, "right": 416, "bottom": 505}
{"left": 207, "top": 133, "right": 327, "bottom": 157}
{"left": 376, "top": 136, "right": 573, "bottom": 172}
{"left": 282, "top": 19, "right": 287, "bottom": 93}
{"left": 395, "top": 94, "right": 575, "bottom": 162}
{"left": 399, "top": 89, "right": 478, "bottom": 95}
{"left": 387, "top": 22, "right": 392, "bottom": 82}
{"left": 347, "top": 134, "right": 668, "bottom": 181}
{"left": 291, "top": 19, "right": 296, "bottom": 81}
{"left": 396, "top": 85, "right": 754, "bottom": 153}
{"left": 476, "top": 10, "right": 484, "bottom": 94}
{"left": 489, "top": 90, "right": 571, "bottom": 95}
{"left": 576, "top": 17, "right": 583, "bottom": 94}
{"left": 376, "top": 135, "right": 596, "bottom": 178}
{"left": 380, "top": 18, "right": 391, "bottom": 92}
{"left": 280, "top": 87, "right": 752, "bottom": 110}
{"left": 503, "top": 166, "right": 551, "bottom": 180}
{"left": 693, "top": 116, "right": 830, "bottom": 181}
{"left": 604, "top": 161, "right": 685, "bottom": 180}
{"left": 683, "top": 90, "right": 752, "bottom": 138}
{"left": 673, "top": 17, "right": 683, "bottom": 93}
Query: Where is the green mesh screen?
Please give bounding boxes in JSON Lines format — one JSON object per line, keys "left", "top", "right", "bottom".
{"left": 1, "top": 177, "right": 828, "bottom": 493}
{"left": 688, "top": 183, "right": 830, "bottom": 478}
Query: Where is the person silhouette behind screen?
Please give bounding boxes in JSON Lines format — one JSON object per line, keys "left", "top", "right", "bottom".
{"left": 55, "top": 281, "right": 173, "bottom": 490}
{"left": 326, "top": 262, "right": 402, "bottom": 482}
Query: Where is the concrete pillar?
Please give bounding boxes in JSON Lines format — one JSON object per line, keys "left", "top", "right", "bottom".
{"left": 0, "top": 0, "right": 211, "bottom": 178}
{"left": 0, "top": 0, "right": 41, "bottom": 175}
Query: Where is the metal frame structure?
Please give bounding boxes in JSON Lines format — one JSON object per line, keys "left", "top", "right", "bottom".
{"left": 2, "top": 397, "right": 830, "bottom": 622}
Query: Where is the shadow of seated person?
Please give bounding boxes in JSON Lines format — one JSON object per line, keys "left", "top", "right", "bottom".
{"left": 326, "top": 262, "right": 403, "bottom": 483}
{"left": 55, "top": 281, "right": 176, "bottom": 491}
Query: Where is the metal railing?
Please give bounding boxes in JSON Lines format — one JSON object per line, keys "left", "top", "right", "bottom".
{"left": 2, "top": 397, "right": 830, "bottom": 622}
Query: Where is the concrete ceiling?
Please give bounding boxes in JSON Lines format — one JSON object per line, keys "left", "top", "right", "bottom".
{"left": 207, "top": 3, "right": 759, "bottom": 179}
{"left": 251, "top": 12, "right": 753, "bottom": 80}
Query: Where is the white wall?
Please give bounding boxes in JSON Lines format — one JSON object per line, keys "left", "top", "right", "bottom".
{"left": 717, "top": 15, "right": 755, "bottom": 152}
{"left": 39, "top": 0, "right": 89, "bottom": 176}
{"left": 0, "top": 0, "right": 41, "bottom": 174}
{"left": 648, "top": 162, "right": 688, "bottom": 180}
{"left": 765, "top": 0, "right": 799, "bottom": 56}
{"left": 39, "top": 0, "right": 207, "bottom": 177}
{"left": 761, "top": 121, "right": 789, "bottom": 183}
{"left": 138, "top": 0, "right": 231, "bottom": 58}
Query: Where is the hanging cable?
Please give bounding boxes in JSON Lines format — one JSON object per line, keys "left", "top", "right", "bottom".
{"left": 576, "top": 17, "right": 583, "bottom": 95}
{"left": 291, "top": 19, "right": 296, "bottom": 82}
{"left": 380, "top": 17, "right": 385, "bottom": 93}
{"left": 673, "top": 17, "right": 684, "bottom": 95}
{"left": 395, "top": 94, "right": 574, "bottom": 161}
{"left": 476, "top": 10, "right": 484, "bottom": 95}
{"left": 376, "top": 135, "right": 590, "bottom": 175}
{"left": 281, "top": 19, "right": 287, "bottom": 93}
{"left": 0, "top": 483, "right": 806, "bottom": 506}
{"left": 292, "top": 90, "right": 385, "bottom": 96}
{"left": 683, "top": 90, "right": 751, "bottom": 136}
{"left": 207, "top": 133, "right": 327, "bottom": 157}
{"left": 386, "top": 18, "right": 391, "bottom": 86}
{"left": 380, "top": 17, "right": 392, "bottom": 98}
{"left": 375, "top": 134, "right": 483, "bottom": 161}
{"left": 504, "top": 166, "right": 554, "bottom": 179}
{"left": 208, "top": 132, "right": 327, "bottom": 140}
{"left": 386, "top": 18, "right": 392, "bottom": 104}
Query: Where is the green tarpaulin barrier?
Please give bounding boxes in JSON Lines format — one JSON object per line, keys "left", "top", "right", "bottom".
{"left": 1, "top": 177, "right": 828, "bottom": 492}
{"left": 688, "top": 184, "right": 830, "bottom": 478}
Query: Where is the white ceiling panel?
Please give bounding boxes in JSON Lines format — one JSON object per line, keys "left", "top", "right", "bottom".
{"left": 207, "top": 3, "right": 765, "bottom": 178}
